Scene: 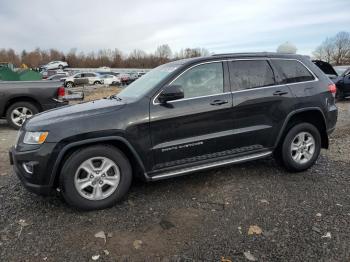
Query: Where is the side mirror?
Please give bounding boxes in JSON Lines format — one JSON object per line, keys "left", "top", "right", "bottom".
{"left": 158, "top": 85, "right": 184, "bottom": 104}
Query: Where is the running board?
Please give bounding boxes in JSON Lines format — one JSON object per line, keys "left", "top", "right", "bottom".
{"left": 150, "top": 151, "right": 272, "bottom": 181}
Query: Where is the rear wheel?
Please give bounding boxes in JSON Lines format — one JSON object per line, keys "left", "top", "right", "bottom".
{"left": 58, "top": 65, "right": 63, "bottom": 70}
{"left": 59, "top": 145, "right": 132, "bottom": 210}
{"left": 277, "top": 123, "right": 321, "bottom": 172}
{"left": 6, "top": 102, "right": 39, "bottom": 129}
{"left": 65, "top": 81, "right": 74, "bottom": 88}
{"left": 93, "top": 81, "right": 101, "bottom": 85}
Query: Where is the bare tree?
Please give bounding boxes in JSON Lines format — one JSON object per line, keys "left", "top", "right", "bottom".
{"left": 175, "top": 47, "right": 210, "bottom": 59}
{"left": 0, "top": 46, "right": 212, "bottom": 69}
{"left": 332, "top": 32, "right": 350, "bottom": 65}
{"left": 155, "top": 44, "right": 172, "bottom": 62}
{"left": 313, "top": 31, "right": 350, "bottom": 65}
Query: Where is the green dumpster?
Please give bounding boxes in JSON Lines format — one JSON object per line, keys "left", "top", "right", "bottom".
{"left": 0, "top": 67, "right": 20, "bottom": 81}
{"left": 18, "top": 69, "right": 42, "bottom": 81}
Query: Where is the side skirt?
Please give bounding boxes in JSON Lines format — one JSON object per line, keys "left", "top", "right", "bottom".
{"left": 148, "top": 151, "right": 272, "bottom": 181}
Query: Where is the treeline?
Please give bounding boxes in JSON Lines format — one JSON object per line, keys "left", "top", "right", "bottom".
{"left": 0, "top": 44, "right": 210, "bottom": 69}
{"left": 313, "top": 31, "right": 350, "bottom": 65}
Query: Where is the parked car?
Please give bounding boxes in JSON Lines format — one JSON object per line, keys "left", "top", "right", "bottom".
{"left": 64, "top": 72, "right": 103, "bottom": 88}
{"left": 120, "top": 73, "right": 138, "bottom": 85}
{"left": 10, "top": 53, "right": 337, "bottom": 210}
{"left": 46, "top": 73, "right": 69, "bottom": 81}
{"left": 137, "top": 72, "right": 146, "bottom": 78}
{"left": 40, "top": 69, "right": 64, "bottom": 79}
{"left": 97, "top": 71, "right": 120, "bottom": 77}
{"left": 334, "top": 68, "right": 350, "bottom": 100}
{"left": 120, "top": 73, "right": 131, "bottom": 85}
{"left": 313, "top": 60, "right": 350, "bottom": 100}
{"left": 100, "top": 74, "right": 121, "bottom": 86}
{"left": 0, "top": 81, "right": 67, "bottom": 129}
{"left": 41, "top": 61, "right": 68, "bottom": 70}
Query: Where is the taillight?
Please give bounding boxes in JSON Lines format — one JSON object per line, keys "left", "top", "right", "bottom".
{"left": 328, "top": 83, "right": 337, "bottom": 96}
{"left": 57, "top": 86, "right": 65, "bottom": 99}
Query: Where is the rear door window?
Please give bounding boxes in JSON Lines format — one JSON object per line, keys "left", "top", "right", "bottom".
{"left": 85, "top": 73, "right": 95, "bottom": 77}
{"left": 272, "top": 59, "right": 315, "bottom": 84}
{"left": 229, "top": 60, "right": 275, "bottom": 91}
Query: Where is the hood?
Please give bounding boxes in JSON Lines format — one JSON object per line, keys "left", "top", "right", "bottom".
{"left": 25, "top": 98, "right": 125, "bottom": 129}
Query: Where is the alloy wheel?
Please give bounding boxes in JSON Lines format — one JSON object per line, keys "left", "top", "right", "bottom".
{"left": 74, "top": 157, "right": 120, "bottom": 201}
{"left": 290, "top": 131, "right": 315, "bottom": 165}
{"left": 11, "top": 107, "right": 33, "bottom": 127}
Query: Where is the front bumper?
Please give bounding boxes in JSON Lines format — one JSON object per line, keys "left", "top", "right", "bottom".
{"left": 9, "top": 144, "right": 58, "bottom": 196}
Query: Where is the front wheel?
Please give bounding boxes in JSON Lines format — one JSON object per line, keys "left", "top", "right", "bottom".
{"left": 59, "top": 145, "right": 132, "bottom": 210}
{"left": 93, "top": 81, "right": 101, "bottom": 85}
{"left": 277, "top": 123, "right": 321, "bottom": 172}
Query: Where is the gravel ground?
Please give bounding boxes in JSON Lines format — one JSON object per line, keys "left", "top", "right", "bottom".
{"left": 0, "top": 102, "right": 349, "bottom": 262}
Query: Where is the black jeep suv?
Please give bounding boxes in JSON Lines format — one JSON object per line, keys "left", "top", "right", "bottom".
{"left": 9, "top": 53, "right": 338, "bottom": 210}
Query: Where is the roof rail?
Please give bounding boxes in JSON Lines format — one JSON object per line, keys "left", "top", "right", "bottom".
{"left": 211, "top": 52, "right": 300, "bottom": 57}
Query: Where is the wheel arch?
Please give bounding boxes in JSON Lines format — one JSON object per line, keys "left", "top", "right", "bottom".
{"left": 275, "top": 107, "right": 329, "bottom": 149}
{"left": 50, "top": 136, "right": 147, "bottom": 188}
{"left": 3, "top": 96, "right": 42, "bottom": 117}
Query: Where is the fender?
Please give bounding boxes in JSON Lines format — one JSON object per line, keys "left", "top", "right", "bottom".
{"left": 49, "top": 136, "right": 147, "bottom": 186}
{"left": 1, "top": 95, "right": 42, "bottom": 116}
{"left": 274, "top": 107, "right": 328, "bottom": 148}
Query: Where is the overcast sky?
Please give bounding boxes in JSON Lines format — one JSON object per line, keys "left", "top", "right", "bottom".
{"left": 0, "top": 0, "right": 349, "bottom": 56}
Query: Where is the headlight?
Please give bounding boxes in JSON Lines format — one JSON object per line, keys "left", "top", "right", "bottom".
{"left": 23, "top": 132, "right": 49, "bottom": 145}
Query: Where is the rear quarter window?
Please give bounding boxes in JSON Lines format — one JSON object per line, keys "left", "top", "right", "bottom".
{"left": 272, "top": 59, "right": 315, "bottom": 84}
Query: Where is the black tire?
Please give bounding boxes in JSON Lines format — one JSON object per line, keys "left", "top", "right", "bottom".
{"left": 58, "top": 65, "right": 63, "bottom": 70}
{"left": 65, "top": 81, "right": 74, "bottom": 88}
{"left": 93, "top": 81, "right": 101, "bottom": 85}
{"left": 277, "top": 123, "right": 321, "bottom": 172}
{"left": 59, "top": 145, "right": 132, "bottom": 210}
{"left": 6, "top": 101, "right": 39, "bottom": 129}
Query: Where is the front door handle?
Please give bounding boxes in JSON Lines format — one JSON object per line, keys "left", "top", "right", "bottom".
{"left": 273, "top": 90, "right": 288, "bottom": 96}
{"left": 210, "top": 99, "right": 228, "bottom": 106}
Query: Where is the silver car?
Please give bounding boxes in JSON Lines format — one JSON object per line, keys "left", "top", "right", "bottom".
{"left": 42, "top": 61, "right": 69, "bottom": 70}
{"left": 64, "top": 72, "right": 104, "bottom": 88}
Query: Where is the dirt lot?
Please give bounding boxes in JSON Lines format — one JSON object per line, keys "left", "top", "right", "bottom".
{"left": 0, "top": 99, "right": 349, "bottom": 261}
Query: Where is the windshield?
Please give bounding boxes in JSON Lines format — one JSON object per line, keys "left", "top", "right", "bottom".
{"left": 344, "top": 68, "right": 350, "bottom": 76}
{"left": 334, "top": 66, "right": 350, "bottom": 76}
{"left": 118, "top": 63, "right": 180, "bottom": 99}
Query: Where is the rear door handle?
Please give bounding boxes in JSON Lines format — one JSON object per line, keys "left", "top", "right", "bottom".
{"left": 210, "top": 99, "right": 228, "bottom": 106}
{"left": 273, "top": 90, "right": 288, "bottom": 96}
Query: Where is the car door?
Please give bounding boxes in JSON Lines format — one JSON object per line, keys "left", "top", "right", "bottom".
{"left": 86, "top": 73, "right": 97, "bottom": 84}
{"left": 228, "top": 59, "right": 294, "bottom": 151}
{"left": 73, "top": 73, "right": 84, "bottom": 85}
{"left": 149, "top": 61, "right": 235, "bottom": 171}
{"left": 341, "top": 72, "right": 350, "bottom": 96}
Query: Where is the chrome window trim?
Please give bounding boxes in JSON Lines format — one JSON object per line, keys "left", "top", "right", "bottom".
{"left": 153, "top": 60, "right": 225, "bottom": 105}
{"left": 152, "top": 58, "right": 319, "bottom": 105}
{"left": 269, "top": 57, "right": 318, "bottom": 83}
